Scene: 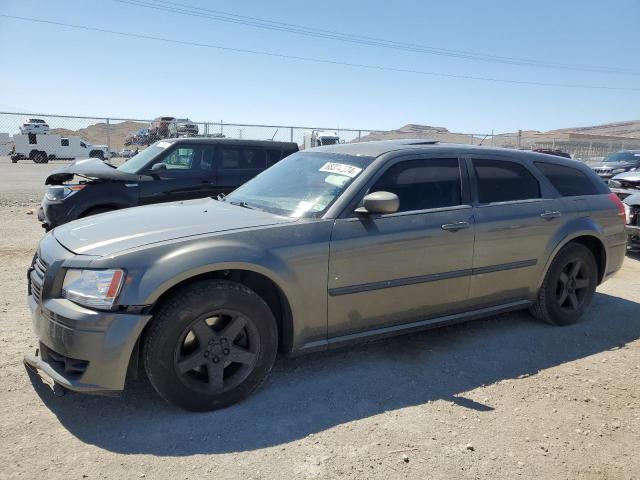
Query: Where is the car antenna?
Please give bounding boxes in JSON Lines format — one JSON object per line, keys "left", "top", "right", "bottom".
{"left": 271, "top": 128, "right": 278, "bottom": 140}
{"left": 478, "top": 134, "right": 489, "bottom": 146}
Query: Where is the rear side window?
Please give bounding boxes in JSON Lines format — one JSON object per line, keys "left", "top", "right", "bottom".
{"left": 221, "top": 148, "right": 266, "bottom": 169}
{"left": 61, "top": 139, "right": 69, "bottom": 147}
{"left": 266, "top": 149, "right": 281, "bottom": 167}
{"left": 473, "top": 159, "right": 540, "bottom": 203}
{"left": 534, "top": 162, "right": 599, "bottom": 197}
{"left": 371, "top": 158, "right": 462, "bottom": 212}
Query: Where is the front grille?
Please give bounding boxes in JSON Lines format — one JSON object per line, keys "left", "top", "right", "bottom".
{"left": 29, "top": 253, "right": 48, "bottom": 304}
{"left": 40, "top": 342, "right": 88, "bottom": 379}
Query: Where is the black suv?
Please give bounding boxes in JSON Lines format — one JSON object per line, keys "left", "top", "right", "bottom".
{"left": 38, "top": 138, "right": 298, "bottom": 229}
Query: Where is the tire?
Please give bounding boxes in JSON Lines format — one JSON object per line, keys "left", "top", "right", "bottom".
{"left": 32, "top": 151, "right": 47, "bottom": 164}
{"left": 529, "top": 243, "right": 598, "bottom": 326}
{"left": 143, "top": 279, "right": 278, "bottom": 411}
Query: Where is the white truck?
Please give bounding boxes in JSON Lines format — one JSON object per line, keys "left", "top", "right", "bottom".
{"left": 0, "top": 133, "right": 12, "bottom": 156}
{"left": 11, "top": 134, "right": 110, "bottom": 163}
{"left": 302, "top": 130, "right": 342, "bottom": 149}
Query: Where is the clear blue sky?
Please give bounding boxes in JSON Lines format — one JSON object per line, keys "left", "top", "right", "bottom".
{"left": 0, "top": 0, "right": 639, "bottom": 133}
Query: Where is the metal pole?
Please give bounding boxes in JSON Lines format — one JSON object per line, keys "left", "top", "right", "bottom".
{"left": 106, "top": 118, "right": 111, "bottom": 152}
{"left": 358, "top": 130, "right": 361, "bottom": 142}
{"left": 517, "top": 130, "right": 522, "bottom": 149}
{"left": 290, "top": 127, "right": 294, "bottom": 142}
{"left": 490, "top": 129, "right": 494, "bottom": 146}
{"left": 220, "top": 120, "right": 224, "bottom": 136}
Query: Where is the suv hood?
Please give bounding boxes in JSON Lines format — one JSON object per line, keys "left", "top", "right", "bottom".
{"left": 612, "top": 170, "right": 640, "bottom": 182}
{"left": 53, "top": 198, "right": 297, "bottom": 256}
{"left": 45, "top": 158, "right": 152, "bottom": 185}
{"left": 589, "top": 161, "right": 636, "bottom": 170}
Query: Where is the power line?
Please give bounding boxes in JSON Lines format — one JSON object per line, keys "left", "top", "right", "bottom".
{"left": 1, "top": 14, "right": 639, "bottom": 92}
{"left": 114, "top": 0, "right": 640, "bottom": 76}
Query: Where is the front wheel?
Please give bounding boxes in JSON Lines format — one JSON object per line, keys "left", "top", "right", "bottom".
{"left": 143, "top": 280, "right": 278, "bottom": 411}
{"left": 529, "top": 243, "right": 598, "bottom": 326}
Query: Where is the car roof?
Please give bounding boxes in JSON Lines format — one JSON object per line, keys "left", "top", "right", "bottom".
{"left": 166, "top": 137, "right": 298, "bottom": 148}
{"left": 313, "top": 139, "right": 580, "bottom": 163}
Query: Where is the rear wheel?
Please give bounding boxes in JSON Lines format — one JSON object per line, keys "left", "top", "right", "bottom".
{"left": 143, "top": 280, "right": 278, "bottom": 411}
{"left": 530, "top": 243, "right": 598, "bottom": 325}
{"left": 32, "top": 151, "right": 47, "bottom": 164}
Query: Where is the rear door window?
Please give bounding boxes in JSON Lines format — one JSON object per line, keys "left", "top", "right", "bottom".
{"left": 221, "top": 147, "right": 266, "bottom": 169}
{"left": 473, "top": 159, "right": 540, "bottom": 203}
{"left": 534, "top": 162, "right": 599, "bottom": 196}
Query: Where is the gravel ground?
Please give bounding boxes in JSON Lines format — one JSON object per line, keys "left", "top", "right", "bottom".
{"left": 0, "top": 157, "right": 639, "bottom": 479}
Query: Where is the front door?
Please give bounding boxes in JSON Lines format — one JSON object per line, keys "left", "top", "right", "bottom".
{"left": 139, "top": 144, "right": 217, "bottom": 204}
{"left": 327, "top": 157, "right": 475, "bottom": 338}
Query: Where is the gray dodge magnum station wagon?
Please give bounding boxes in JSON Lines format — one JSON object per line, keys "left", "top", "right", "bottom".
{"left": 25, "top": 140, "right": 627, "bottom": 411}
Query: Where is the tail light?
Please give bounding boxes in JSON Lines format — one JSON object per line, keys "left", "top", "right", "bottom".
{"left": 608, "top": 193, "right": 626, "bottom": 222}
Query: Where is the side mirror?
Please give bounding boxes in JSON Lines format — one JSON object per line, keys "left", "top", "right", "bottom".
{"left": 355, "top": 191, "right": 399, "bottom": 215}
{"left": 149, "top": 162, "right": 167, "bottom": 178}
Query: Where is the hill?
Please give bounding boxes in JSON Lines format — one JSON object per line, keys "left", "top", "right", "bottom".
{"left": 50, "top": 120, "right": 148, "bottom": 150}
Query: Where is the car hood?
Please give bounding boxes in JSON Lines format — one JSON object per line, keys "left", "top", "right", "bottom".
{"left": 588, "top": 161, "right": 636, "bottom": 170}
{"left": 612, "top": 170, "right": 640, "bottom": 182}
{"left": 53, "top": 198, "right": 297, "bottom": 256}
{"left": 45, "top": 158, "right": 152, "bottom": 185}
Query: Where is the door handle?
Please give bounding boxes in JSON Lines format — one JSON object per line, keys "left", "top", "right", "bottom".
{"left": 540, "top": 210, "right": 562, "bottom": 220}
{"left": 441, "top": 221, "right": 470, "bottom": 231}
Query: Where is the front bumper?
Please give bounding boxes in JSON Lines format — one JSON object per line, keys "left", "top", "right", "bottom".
{"left": 26, "top": 294, "right": 151, "bottom": 392}
{"left": 626, "top": 224, "right": 640, "bottom": 249}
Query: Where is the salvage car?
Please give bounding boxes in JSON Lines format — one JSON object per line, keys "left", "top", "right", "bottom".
{"left": 609, "top": 171, "right": 640, "bottom": 251}
{"left": 589, "top": 150, "right": 640, "bottom": 180}
{"left": 37, "top": 138, "right": 298, "bottom": 229}
{"left": 25, "top": 140, "right": 627, "bottom": 411}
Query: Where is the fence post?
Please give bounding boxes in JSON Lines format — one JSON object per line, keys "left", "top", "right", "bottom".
{"left": 220, "top": 120, "right": 224, "bottom": 136}
{"left": 106, "top": 118, "right": 111, "bottom": 152}
{"left": 358, "top": 130, "right": 362, "bottom": 142}
{"left": 469, "top": 134, "right": 474, "bottom": 145}
{"left": 517, "top": 130, "right": 522, "bottom": 149}
{"left": 290, "top": 127, "right": 294, "bottom": 142}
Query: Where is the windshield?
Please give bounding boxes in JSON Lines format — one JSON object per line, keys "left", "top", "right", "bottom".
{"left": 117, "top": 142, "right": 171, "bottom": 173}
{"left": 226, "top": 152, "right": 372, "bottom": 218}
{"left": 603, "top": 152, "right": 640, "bottom": 163}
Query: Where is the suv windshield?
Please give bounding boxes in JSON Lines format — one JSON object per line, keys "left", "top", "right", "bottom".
{"left": 117, "top": 142, "right": 171, "bottom": 173}
{"left": 603, "top": 152, "right": 640, "bottom": 163}
{"left": 226, "top": 152, "right": 372, "bottom": 218}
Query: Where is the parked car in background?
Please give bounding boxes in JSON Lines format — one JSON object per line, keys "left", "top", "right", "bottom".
{"left": 532, "top": 148, "right": 572, "bottom": 159}
{"left": 118, "top": 148, "right": 135, "bottom": 158}
{"left": 149, "top": 116, "right": 175, "bottom": 141}
{"left": 19, "top": 118, "right": 49, "bottom": 135}
{"left": 11, "top": 134, "right": 110, "bottom": 163}
{"left": 589, "top": 150, "right": 640, "bottom": 180}
{"left": 168, "top": 118, "right": 198, "bottom": 137}
{"left": 609, "top": 171, "right": 640, "bottom": 251}
{"left": 25, "top": 140, "right": 626, "bottom": 411}
{"left": 37, "top": 138, "right": 298, "bottom": 229}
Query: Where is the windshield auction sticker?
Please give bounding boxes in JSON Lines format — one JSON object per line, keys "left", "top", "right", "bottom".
{"left": 319, "top": 162, "right": 362, "bottom": 178}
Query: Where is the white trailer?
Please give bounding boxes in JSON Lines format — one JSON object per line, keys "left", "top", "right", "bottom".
{"left": 11, "top": 134, "right": 110, "bottom": 163}
{"left": 0, "top": 133, "right": 12, "bottom": 156}
{"left": 302, "top": 130, "right": 342, "bottom": 150}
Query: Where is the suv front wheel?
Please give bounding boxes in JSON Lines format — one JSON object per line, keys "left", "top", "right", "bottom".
{"left": 143, "top": 279, "right": 278, "bottom": 411}
{"left": 530, "top": 242, "right": 598, "bottom": 326}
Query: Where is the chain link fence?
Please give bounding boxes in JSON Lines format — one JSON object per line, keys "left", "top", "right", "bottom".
{"left": 1, "top": 112, "right": 639, "bottom": 163}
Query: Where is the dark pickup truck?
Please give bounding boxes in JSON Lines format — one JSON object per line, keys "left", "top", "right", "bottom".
{"left": 38, "top": 138, "right": 298, "bottom": 229}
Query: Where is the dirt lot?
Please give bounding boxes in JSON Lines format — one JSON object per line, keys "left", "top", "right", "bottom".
{"left": 0, "top": 156, "right": 638, "bottom": 480}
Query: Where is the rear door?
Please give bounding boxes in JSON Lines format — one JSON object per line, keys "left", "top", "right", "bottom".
{"left": 216, "top": 145, "right": 267, "bottom": 194}
{"left": 138, "top": 144, "right": 217, "bottom": 204}
{"left": 467, "top": 156, "right": 571, "bottom": 306}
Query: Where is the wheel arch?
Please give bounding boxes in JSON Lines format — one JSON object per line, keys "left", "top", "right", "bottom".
{"left": 538, "top": 230, "right": 607, "bottom": 289}
{"left": 144, "top": 267, "right": 295, "bottom": 355}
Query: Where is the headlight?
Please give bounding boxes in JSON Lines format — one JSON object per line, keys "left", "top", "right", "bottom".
{"left": 62, "top": 269, "right": 125, "bottom": 310}
{"left": 45, "top": 185, "right": 85, "bottom": 201}
{"left": 611, "top": 168, "right": 626, "bottom": 174}
{"left": 623, "top": 203, "right": 632, "bottom": 224}
{"left": 608, "top": 180, "right": 622, "bottom": 188}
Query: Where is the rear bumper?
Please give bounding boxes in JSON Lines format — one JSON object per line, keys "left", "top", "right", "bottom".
{"left": 26, "top": 294, "right": 151, "bottom": 392}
